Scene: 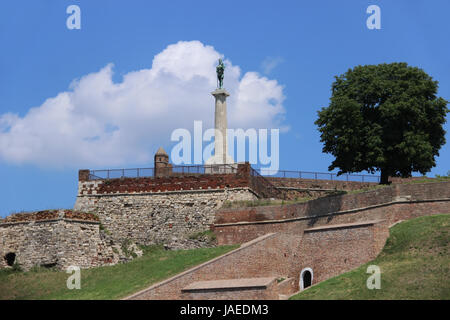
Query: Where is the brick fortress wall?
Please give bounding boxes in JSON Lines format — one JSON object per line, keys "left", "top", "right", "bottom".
{"left": 267, "top": 177, "right": 377, "bottom": 199}
{"left": 213, "top": 181, "right": 450, "bottom": 245}
{"left": 266, "top": 176, "right": 430, "bottom": 199}
{"left": 126, "top": 219, "right": 388, "bottom": 300}
{"left": 126, "top": 233, "right": 303, "bottom": 300}
{"left": 298, "top": 220, "right": 389, "bottom": 286}
{"left": 126, "top": 179, "right": 448, "bottom": 300}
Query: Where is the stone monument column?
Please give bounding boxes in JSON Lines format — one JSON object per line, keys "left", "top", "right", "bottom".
{"left": 213, "top": 88, "right": 230, "bottom": 164}
{"left": 205, "top": 88, "right": 234, "bottom": 167}
{"left": 205, "top": 59, "right": 234, "bottom": 170}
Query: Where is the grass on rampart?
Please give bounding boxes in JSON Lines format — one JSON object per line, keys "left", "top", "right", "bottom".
{"left": 401, "top": 175, "right": 450, "bottom": 184}
{"left": 290, "top": 214, "right": 450, "bottom": 300}
{"left": 222, "top": 197, "right": 313, "bottom": 208}
{"left": 0, "top": 244, "right": 238, "bottom": 300}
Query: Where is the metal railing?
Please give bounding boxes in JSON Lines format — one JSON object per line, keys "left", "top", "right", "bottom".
{"left": 88, "top": 165, "right": 380, "bottom": 183}
{"left": 89, "top": 168, "right": 155, "bottom": 180}
{"left": 256, "top": 169, "right": 380, "bottom": 183}
{"left": 250, "top": 167, "right": 285, "bottom": 199}
{"left": 88, "top": 164, "right": 237, "bottom": 180}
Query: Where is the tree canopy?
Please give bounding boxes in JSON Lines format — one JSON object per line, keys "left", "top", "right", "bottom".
{"left": 315, "top": 62, "right": 448, "bottom": 184}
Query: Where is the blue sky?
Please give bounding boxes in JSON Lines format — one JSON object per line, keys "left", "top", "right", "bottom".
{"left": 1, "top": 0, "right": 449, "bottom": 217}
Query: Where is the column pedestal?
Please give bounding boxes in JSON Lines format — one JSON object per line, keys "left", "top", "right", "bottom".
{"left": 205, "top": 88, "right": 234, "bottom": 173}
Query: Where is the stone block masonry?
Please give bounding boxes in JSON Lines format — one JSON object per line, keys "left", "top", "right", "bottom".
{"left": 0, "top": 210, "right": 119, "bottom": 271}
{"left": 75, "top": 188, "right": 256, "bottom": 245}
{"left": 74, "top": 163, "right": 264, "bottom": 245}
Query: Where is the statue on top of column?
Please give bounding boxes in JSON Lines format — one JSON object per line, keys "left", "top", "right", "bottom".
{"left": 216, "top": 59, "right": 225, "bottom": 89}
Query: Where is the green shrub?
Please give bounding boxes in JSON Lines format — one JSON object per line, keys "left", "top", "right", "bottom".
{"left": 188, "top": 230, "right": 217, "bottom": 243}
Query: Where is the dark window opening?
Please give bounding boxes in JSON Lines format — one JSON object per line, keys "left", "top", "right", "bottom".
{"left": 41, "top": 262, "right": 57, "bottom": 269}
{"left": 303, "top": 270, "right": 312, "bottom": 289}
{"left": 4, "top": 252, "right": 16, "bottom": 266}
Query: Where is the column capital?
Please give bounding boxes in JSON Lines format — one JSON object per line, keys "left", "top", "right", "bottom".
{"left": 211, "top": 88, "right": 230, "bottom": 97}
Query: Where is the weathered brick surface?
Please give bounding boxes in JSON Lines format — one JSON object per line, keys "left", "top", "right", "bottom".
{"left": 78, "top": 163, "right": 255, "bottom": 196}
{"left": 181, "top": 286, "right": 277, "bottom": 300}
{"left": 297, "top": 221, "right": 389, "bottom": 286}
{"left": 0, "top": 210, "right": 100, "bottom": 225}
{"left": 180, "top": 277, "right": 279, "bottom": 300}
{"left": 215, "top": 200, "right": 450, "bottom": 246}
{"left": 389, "top": 176, "right": 437, "bottom": 184}
{"left": 78, "top": 169, "right": 90, "bottom": 182}
{"left": 267, "top": 177, "right": 377, "bottom": 199}
{"left": 1, "top": 210, "right": 59, "bottom": 223}
{"left": 268, "top": 177, "right": 377, "bottom": 189}
{"left": 276, "top": 277, "right": 296, "bottom": 296}
{"left": 126, "top": 220, "right": 389, "bottom": 300}
{"left": 80, "top": 174, "right": 250, "bottom": 195}
{"left": 267, "top": 176, "right": 430, "bottom": 199}
{"left": 268, "top": 176, "right": 425, "bottom": 190}
{"left": 126, "top": 232, "right": 303, "bottom": 300}
{"left": 214, "top": 182, "right": 450, "bottom": 244}
{"left": 126, "top": 181, "right": 447, "bottom": 300}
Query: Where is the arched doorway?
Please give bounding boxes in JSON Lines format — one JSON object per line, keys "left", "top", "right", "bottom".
{"left": 299, "top": 267, "right": 313, "bottom": 290}
{"left": 4, "top": 252, "right": 16, "bottom": 266}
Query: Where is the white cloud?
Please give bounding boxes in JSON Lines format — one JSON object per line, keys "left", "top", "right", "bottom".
{"left": 261, "top": 56, "right": 284, "bottom": 75}
{"left": 0, "top": 40, "right": 286, "bottom": 168}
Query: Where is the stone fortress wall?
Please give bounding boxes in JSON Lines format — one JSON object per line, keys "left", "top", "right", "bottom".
{"left": 0, "top": 210, "right": 119, "bottom": 271}
{"left": 74, "top": 162, "right": 261, "bottom": 245}
{"left": 75, "top": 188, "right": 256, "bottom": 245}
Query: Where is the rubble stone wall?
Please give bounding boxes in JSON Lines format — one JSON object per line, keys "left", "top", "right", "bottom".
{"left": 0, "top": 210, "right": 117, "bottom": 271}
{"left": 75, "top": 188, "right": 257, "bottom": 245}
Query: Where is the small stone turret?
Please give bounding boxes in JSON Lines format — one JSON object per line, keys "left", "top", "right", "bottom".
{"left": 154, "top": 147, "right": 172, "bottom": 177}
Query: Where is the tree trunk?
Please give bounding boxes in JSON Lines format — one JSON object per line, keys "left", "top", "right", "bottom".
{"left": 380, "top": 169, "right": 390, "bottom": 185}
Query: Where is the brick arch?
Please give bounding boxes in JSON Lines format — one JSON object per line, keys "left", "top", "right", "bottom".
{"left": 299, "top": 267, "right": 313, "bottom": 290}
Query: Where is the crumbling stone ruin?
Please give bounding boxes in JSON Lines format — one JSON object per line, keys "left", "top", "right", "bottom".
{"left": 0, "top": 210, "right": 142, "bottom": 271}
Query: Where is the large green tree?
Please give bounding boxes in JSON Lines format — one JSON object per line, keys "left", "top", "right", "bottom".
{"left": 315, "top": 63, "right": 448, "bottom": 184}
